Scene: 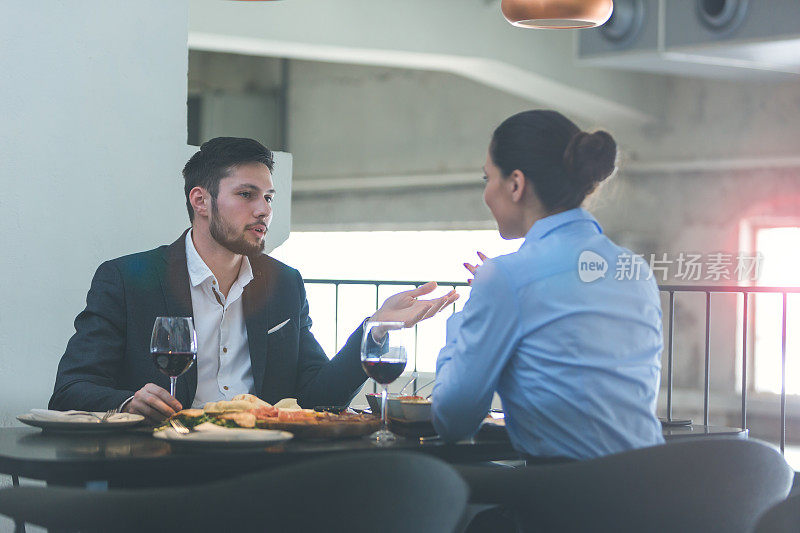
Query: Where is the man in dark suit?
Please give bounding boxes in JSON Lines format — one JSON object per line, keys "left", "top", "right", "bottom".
{"left": 49, "top": 138, "right": 457, "bottom": 421}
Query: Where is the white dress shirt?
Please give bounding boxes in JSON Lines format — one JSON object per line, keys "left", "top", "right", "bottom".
{"left": 186, "top": 231, "right": 256, "bottom": 408}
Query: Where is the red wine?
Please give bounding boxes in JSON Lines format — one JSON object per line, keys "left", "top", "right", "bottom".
{"left": 362, "top": 359, "right": 406, "bottom": 384}
{"left": 151, "top": 350, "right": 196, "bottom": 378}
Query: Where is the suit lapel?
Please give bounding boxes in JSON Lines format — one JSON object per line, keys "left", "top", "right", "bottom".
{"left": 244, "top": 258, "right": 270, "bottom": 397}
{"left": 159, "top": 230, "right": 197, "bottom": 406}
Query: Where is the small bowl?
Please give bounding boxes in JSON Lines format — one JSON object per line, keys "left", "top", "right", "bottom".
{"left": 399, "top": 399, "right": 432, "bottom": 422}
{"left": 366, "top": 393, "right": 400, "bottom": 416}
{"left": 386, "top": 397, "right": 405, "bottom": 419}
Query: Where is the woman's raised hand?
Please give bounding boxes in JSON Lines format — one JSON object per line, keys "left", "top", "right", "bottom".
{"left": 463, "top": 251, "right": 488, "bottom": 285}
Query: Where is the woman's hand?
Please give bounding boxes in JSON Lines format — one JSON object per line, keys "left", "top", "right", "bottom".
{"left": 464, "top": 251, "right": 488, "bottom": 285}
{"left": 370, "top": 281, "right": 459, "bottom": 329}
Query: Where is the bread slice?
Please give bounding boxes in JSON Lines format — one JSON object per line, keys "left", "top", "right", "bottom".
{"left": 231, "top": 394, "right": 272, "bottom": 408}
{"left": 203, "top": 400, "right": 256, "bottom": 415}
{"left": 274, "top": 398, "right": 301, "bottom": 410}
{"left": 216, "top": 411, "right": 256, "bottom": 428}
{"left": 175, "top": 408, "right": 204, "bottom": 418}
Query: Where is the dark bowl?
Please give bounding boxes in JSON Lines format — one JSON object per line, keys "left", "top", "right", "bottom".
{"left": 365, "top": 392, "right": 399, "bottom": 415}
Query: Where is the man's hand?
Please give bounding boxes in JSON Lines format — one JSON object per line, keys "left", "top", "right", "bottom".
{"left": 464, "top": 251, "right": 488, "bottom": 285}
{"left": 370, "top": 281, "right": 459, "bottom": 329}
{"left": 122, "top": 383, "right": 182, "bottom": 422}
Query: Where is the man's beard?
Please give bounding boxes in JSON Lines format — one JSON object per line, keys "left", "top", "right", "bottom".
{"left": 209, "top": 199, "right": 266, "bottom": 257}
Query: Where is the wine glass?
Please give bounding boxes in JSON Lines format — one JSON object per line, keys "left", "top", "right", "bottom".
{"left": 150, "top": 317, "right": 198, "bottom": 398}
{"left": 361, "top": 321, "right": 408, "bottom": 444}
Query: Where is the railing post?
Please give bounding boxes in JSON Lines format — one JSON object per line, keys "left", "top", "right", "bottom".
{"left": 781, "top": 292, "right": 787, "bottom": 454}
{"left": 741, "top": 292, "right": 748, "bottom": 431}
{"left": 703, "top": 291, "right": 711, "bottom": 427}
{"left": 334, "top": 282, "right": 340, "bottom": 351}
{"left": 413, "top": 284, "right": 420, "bottom": 375}
{"left": 667, "top": 291, "right": 675, "bottom": 421}
{"left": 374, "top": 283, "right": 379, "bottom": 395}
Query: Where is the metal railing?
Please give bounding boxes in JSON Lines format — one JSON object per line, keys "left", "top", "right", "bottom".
{"left": 660, "top": 285, "right": 800, "bottom": 453}
{"left": 307, "top": 279, "right": 798, "bottom": 453}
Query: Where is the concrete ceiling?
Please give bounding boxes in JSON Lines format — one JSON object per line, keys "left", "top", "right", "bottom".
{"left": 188, "top": 0, "right": 669, "bottom": 127}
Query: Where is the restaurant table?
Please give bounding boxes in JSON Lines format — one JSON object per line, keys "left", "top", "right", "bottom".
{"left": 0, "top": 422, "right": 747, "bottom": 489}
{"left": 0, "top": 426, "right": 520, "bottom": 489}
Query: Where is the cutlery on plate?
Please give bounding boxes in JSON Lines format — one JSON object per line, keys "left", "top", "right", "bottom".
{"left": 61, "top": 410, "right": 119, "bottom": 422}
{"left": 100, "top": 409, "right": 119, "bottom": 422}
{"left": 169, "top": 418, "right": 191, "bottom": 435}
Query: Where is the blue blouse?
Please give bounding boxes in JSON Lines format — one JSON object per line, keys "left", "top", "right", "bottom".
{"left": 432, "top": 208, "right": 664, "bottom": 459}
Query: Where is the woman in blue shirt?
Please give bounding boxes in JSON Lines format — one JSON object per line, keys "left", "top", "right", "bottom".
{"left": 432, "top": 110, "right": 664, "bottom": 460}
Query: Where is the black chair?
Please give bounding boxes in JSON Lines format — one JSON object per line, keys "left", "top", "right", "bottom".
{"left": 754, "top": 492, "right": 800, "bottom": 533}
{"left": 0, "top": 451, "right": 468, "bottom": 533}
{"left": 456, "top": 439, "right": 793, "bottom": 533}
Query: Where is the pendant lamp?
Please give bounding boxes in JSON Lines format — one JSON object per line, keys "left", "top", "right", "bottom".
{"left": 501, "top": 0, "right": 614, "bottom": 29}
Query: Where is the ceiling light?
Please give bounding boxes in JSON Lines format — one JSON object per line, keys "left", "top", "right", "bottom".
{"left": 501, "top": 0, "right": 614, "bottom": 29}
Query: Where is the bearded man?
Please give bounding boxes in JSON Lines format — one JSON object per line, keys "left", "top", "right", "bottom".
{"left": 50, "top": 137, "right": 456, "bottom": 421}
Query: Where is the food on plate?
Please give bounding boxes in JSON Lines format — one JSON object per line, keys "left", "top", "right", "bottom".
{"left": 203, "top": 400, "right": 258, "bottom": 415}
{"left": 256, "top": 410, "right": 380, "bottom": 438}
{"left": 313, "top": 405, "right": 348, "bottom": 414}
{"left": 273, "top": 398, "right": 301, "bottom": 410}
{"left": 250, "top": 405, "right": 279, "bottom": 419}
{"left": 398, "top": 395, "right": 429, "bottom": 403}
{"left": 399, "top": 397, "right": 432, "bottom": 404}
{"left": 277, "top": 409, "right": 318, "bottom": 422}
{"left": 172, "top": 408, "right": 208, "bottom": 428}
{"left": 231, "top": 393, "right": 272, "bottom": 408}
{"left": 214, "top": 412, "right": 257, "bottom": 429}
{"left": 155, "top": 394, "right": 378, "bottom": 437}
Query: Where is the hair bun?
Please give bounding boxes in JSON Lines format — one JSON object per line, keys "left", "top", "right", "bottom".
{"left": 563, "top": 130, "right": 617, "bottom": 186}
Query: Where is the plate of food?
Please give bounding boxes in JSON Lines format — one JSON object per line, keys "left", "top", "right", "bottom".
{"left": 153, "top": 422, "right": 293, "bottom": 448}
{"left": 156, "top": 394, "right": 380, "bottom": 441}
{"left": 256, "top": 410, "right": 380, "bottom": 439}
{"left": 18, "top": 410, "right": 145, "bottom": 432}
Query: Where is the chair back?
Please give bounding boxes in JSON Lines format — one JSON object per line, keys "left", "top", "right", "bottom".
{"left": 457, "top": 438, "right": 793, "bottom": 533}
{"left": 0, "top": 451, "right": 468, "bottom": 533}
{"left": 755, "top": 492, "right": 800, "bottom": 533}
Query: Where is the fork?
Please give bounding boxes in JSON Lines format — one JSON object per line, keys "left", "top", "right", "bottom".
{"left": 397, "top": 372, "right": 418, "bottom": 396}
{"left": 99, "top": 409, "right": 118, "bottom": 422}
{"left": 169, "top": 418, "right": 191, "bottom": 435}
{"left": 62, "top": 410, "right": 117, "bottom": 422}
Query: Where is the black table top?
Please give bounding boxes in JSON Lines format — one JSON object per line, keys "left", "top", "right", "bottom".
{"left": 0, "top": 423, "right": 748, "bottom": 488}
{"left": 0, "top": 426, "right": 518, "bottom": 487}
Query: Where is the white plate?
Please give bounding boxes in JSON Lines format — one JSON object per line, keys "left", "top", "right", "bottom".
{"left": 153, "top": 427, "right": 293, "bottom": 448}
{"left": 17, "top": 413, "right": 145, "bottom": 432}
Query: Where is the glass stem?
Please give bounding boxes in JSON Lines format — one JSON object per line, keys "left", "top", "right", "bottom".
{"left": 380, "top": 386, "right": 388, "bottom": 431}
{"left": 169, "top": 376, "right": 177, "bottom": 398}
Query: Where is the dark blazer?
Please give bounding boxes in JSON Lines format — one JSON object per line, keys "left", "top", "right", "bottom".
{"left": 49, "top": 231, "right": 368, "bottom": 411}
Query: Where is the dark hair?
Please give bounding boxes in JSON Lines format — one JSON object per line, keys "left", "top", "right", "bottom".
{"left": 182, "top": 137, "right": 274, "bottom": 221}
{"left": 489, "top": 110, "right": 616, "bottom": 212}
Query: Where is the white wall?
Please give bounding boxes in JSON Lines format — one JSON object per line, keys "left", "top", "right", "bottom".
{"left": 0, "top": 1, "right": 190, "bottom": 427}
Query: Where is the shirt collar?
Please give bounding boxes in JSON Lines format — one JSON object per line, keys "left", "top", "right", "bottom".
{"left": 184, "top": 230, "right": 254, "bottom": 289}
{"left": 525, "top": 208, "right": 603, "bottom": 242}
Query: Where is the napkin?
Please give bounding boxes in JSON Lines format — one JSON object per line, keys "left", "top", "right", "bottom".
{"left": 29, "top": 409, "right": 132, "bottom": 423}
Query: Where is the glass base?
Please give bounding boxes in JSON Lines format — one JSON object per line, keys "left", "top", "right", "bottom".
{"left": 367, "top": 428, "right": 397, "bottom": 445}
